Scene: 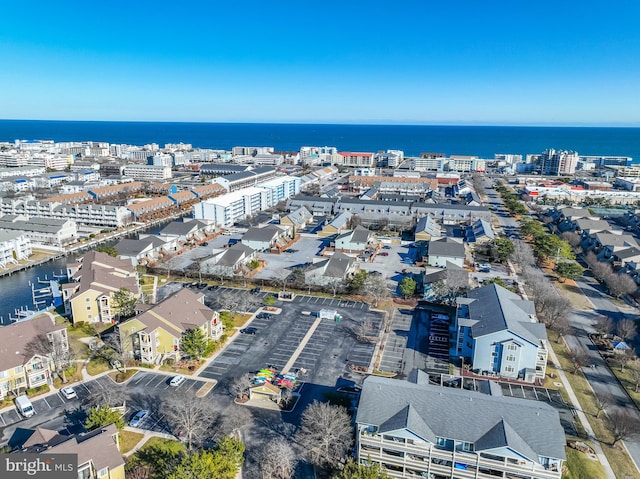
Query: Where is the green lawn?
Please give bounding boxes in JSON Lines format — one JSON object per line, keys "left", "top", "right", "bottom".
{"left": 119, "top": 431, "right": 145, "bottom": 454}
{"left": 564, "top": 446, "right": 607, "bottom": 479}
{"left": 548, "top": 331, "right": 640, "bottom": 479}
{"left": 86, "top": 358, "right": 110, "bottom": 376}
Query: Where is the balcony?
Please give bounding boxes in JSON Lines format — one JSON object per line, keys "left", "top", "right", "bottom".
{"left": 358, "top": 435, "right": 561, "bottom": 479}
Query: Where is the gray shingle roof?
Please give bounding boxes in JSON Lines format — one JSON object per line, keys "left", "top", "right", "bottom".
{"left": 242, "top": 225, "right": 283, "bottom": 243}
{"left": 116, "top": 237, "right": 166, "bottom": 256}
{"left": 466, "top": 284, "right": 546, "bottom": 344}
{"left": 356, "top": 375, "right": 566, "bottom": 461}
{"left": 215, "top": 243, "right": 255, "bottom": 266}
{"left": 428, "top": 237, "right": 465, "bottom": 258}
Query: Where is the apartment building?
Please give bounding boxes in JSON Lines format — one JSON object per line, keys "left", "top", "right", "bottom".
{"left": 18, "top": 423, "right": 125, "bottom": 479}
{"left": 336, "top": 151, "right": 376, "bottom": 167}
{"left": 539, "top": 149, "right": 578, "bottom": 175}
{"left": 118, "top": 289, "right": 222, "bottom": 364}
{"left": 453, "top": 284, "right": 548, "bottom": 382}
{"left": 0, "top": 231, "right": 32, "bottom": 268}
{"left": 0, "top": 216, "right": 77, "bottom": 248}
{"left": 0, "top": 315, "right": 68, "bottom": 399}
{"left": 258, "top": 175, "right": 301, "bottom": 205}
{"left": 214, "top": 167, "right": 277, "bottom": 192}
{"left": 0, "top": 198, "right": 132, "bottom": 227}
{"left": 0, "top": 166, "right": 46, "bottom": 178}
{"left": 193, "top": 186, "right": 270, "bottom": 228}
{"left": 63, "top": 251, "right": 139, "bottom": 324}
{"left": 123, "top": 164, "right": 172, "bottom": 180}
{"left": 356, "top": 374, "right": 565, "bottom": 479}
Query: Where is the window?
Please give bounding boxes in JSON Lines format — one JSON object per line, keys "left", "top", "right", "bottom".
{"left": 85, "top": 298, "right": 90, "bottom": 302}
{"left": 505, "top": 365, "right": 515, "bottom": 373}
{"left": 87, "top": 306, "right": 92, "bottom": 311}
{"left": 130, "top": 327, "right": 136, "bottom": 334}
{"left": 462, "top": 442, "right": 474, "bottom": 452}
{"left": 97, "top": 467, "right": 108, "bottom": 477}
{"left": 508, "top": 343, "right": 518, "bottom": 351}
{"left": 507, "top": 354, "right": 516, "bottom": 362}
{"left": 14, "top": 366, "right": 23, "bottom": 374}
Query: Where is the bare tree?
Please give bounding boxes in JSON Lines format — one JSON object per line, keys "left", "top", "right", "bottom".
{"left": 627, "top": 359, "right": 640, "bottom": 392}
{"left": 605, "top": 273, "right": 637, "bottom": 299}
{"left": 237, "top": 290, "right": 259, "bottom": 314}
{"left": 271, "top": 269, "right": 292, "bottom": 292}
{"left": 560, "top": 231, "right": 582, "bottom": 252}
{"left": 591, "top": 260, "right": 613, "bottom": 283}
{"left": 295, "top": 401, "right": 353, "bottom": 470}
{"left": 25, "top": 331, "right": 75, "bottom": 384}
{"left": 204, "top": 264, "right": 230, "bottom": 285}
{"left": 572, "top": 349, "right": 591, "bottom": 374}
{"left": 590, "top": 393, "right": 612, "bottom": 419}
{"left": 510, "top": 240, "right": 535, "bottom": 268}
{"left": 541, "top": 296, "right": 571, "bottom": 330}
{"left": 95, "top": 331, "right": 130, "bottom": 373}
{"left": 325, "top": 277, "right": 345, "bottom": 298}
{"left": 616, "top": 319, "right": 638, "bottom": 342}
{"left": 362, "top": 275, "right": 389, "bottom": 307}
{"left": 260, "top": 437, "right": 297, "bottom": 479}
{"left": 125, "top": 464, "right": 151, "bottom": 479}
{"left": 347, "top": 214, "right": 361, "bottom": 230}
{"left": 229, "top": 374, "right": 253, "bottom": 399}
{"left": 217, "top": 290, "right": 241, "bottom": 317}
{"left": 595, "top": 316, "right": 614, "bottom": 337}
{"left": 551, "top": 315, "right": 571, "bottom": 344}
{"left": 162, "top": 391, "right": 217, "bottom": 451}
{"left": 355, "top": 319, "right": 373, "bottom": 342}
{"left": 608, "top": 408, "right": 640, "bottom": 447}
{"left": 219, "top": 404, "right": 253, "bottom": 436}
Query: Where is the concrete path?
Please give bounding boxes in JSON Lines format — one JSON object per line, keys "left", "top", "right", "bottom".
{"left": 546, "top": 341, "right": 616, "bottom": 477}
{"left": 282, "top": 317, "right": 322, "bottom": 373}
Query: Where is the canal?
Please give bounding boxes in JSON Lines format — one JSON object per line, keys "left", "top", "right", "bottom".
{"left": 0, "top": 221, "right": 169, "bottom": 325}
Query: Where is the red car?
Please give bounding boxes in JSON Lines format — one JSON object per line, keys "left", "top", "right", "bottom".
{"left": 378, "top": 252, "right": 389, "bottom": 256}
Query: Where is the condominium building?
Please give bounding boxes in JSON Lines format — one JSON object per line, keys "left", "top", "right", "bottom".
{"left": 0, "top": 315, "right": 68, "bottom": 399}
{"left": 539, "top": 149, "right": 578, "bottom": 175}
{"left": 118, "top": 288, "right": 223, "bottom": 364}
{"left": 17, "top": 423, "right": 125, "bottom": 479}
{"left": 0, "top": 198, "right": 132, "bottom": 227}
{"left": 193, "top": 186, "right": 270, "bottom": 228}
{"left": 0, "top": 216, "right": 77, "bottom": 248}
{"left": 63, "top": 251, "right": 139, "bottom": 324}
{"left": 123, "top": 164, "right": 172, "bottom": 180}
{"left": 0, "top": 231, "right": 32, "bottom": 268}
{"left": 356, "top": 374, "right": 565, "bottom": 479}
{"left": 452, "top": 284, "right": 548, "bottom": 382}
{"left": 258, "top": 175, "right": 301, "bottom": 205}
{"left": 336, "top": 151, "right": 376, "bottom": 167}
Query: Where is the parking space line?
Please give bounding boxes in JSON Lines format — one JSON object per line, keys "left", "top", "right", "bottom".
{"left": 133, "top": 373, "right": 148, "bottom": 385}
{"left": 0, "top": 414, "right": 5, "bottom": 425}
{"left": 144, "top": 376, "right": 157, "bottom": 387}
{"left": 80, "top": 382, "right": 91, "bottom": 393}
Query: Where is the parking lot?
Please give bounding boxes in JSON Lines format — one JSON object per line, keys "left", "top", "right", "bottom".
{"left": 198, "top": 295, "right": 384, "bottom": 388}
{"left": 0, "top": 372, "right": 213, "bottom": 446}
{"left": 253, "top": 235, "right": 325, "bottom": 280}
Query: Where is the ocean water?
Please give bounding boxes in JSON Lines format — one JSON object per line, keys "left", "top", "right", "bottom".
{"left": 0, "top": 120, "right": 639, "bottom": 161}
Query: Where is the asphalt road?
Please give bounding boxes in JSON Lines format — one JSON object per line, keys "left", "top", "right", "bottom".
{"left": 485, "top": 176, "right": 640, "bottom": 472}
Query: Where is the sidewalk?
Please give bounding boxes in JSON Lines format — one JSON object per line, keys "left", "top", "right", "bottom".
{"left": 546, "top": 343, "right": 615, "bottom": 477}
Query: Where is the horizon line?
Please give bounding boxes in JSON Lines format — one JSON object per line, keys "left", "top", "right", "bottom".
{"left": 1, "top": 118, "right": 640, "bottom": 128}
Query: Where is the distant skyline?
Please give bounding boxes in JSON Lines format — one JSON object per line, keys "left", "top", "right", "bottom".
{"left": 1, "top": 1, "right": 639, "bottom": 126}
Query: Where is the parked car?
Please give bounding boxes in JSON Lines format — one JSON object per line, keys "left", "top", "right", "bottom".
{"left": 256, "top": 312, "right": 272, "bottom": 319}
{"left": 60, "top": 386, "right": 77, "bottom": 400}
{"left": 129, "top": 410, "right": 149, "bottom": 427}
{"left": 207, "top": 285, "right": 219, "bottom": 291}
{"left": 240, "top": 327, "right": 258, "bottom": 335}
{"left": 378, "top": 252, "right": 389, "bottom": 256}
{"left": 382, "top": 245, "right": 391, "bottom": 249}
{"left": 170, "top": 375, "right": 186, "bottom": 387}
{"left": 251, "top": 287, "right": 261, "bottom": 295}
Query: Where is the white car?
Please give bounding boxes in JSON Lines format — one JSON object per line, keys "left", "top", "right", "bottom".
{"left": 170, "top": 375, "right": 186, "bottom": 387}
{"left": 60, "top": 386, "right": 77, "bottom": 400}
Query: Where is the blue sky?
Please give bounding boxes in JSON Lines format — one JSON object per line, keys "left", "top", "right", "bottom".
{"left": 1, "top": 1, "right": 639, "bottom": 125}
